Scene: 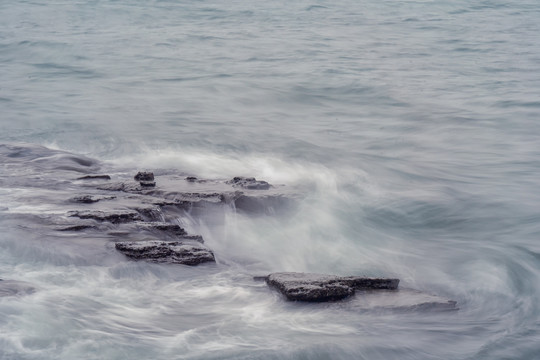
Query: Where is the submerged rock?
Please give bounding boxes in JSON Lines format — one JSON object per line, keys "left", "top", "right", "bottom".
{"left": 265, "top": 272, "right": 399, "bottom": 302}
{"left": 227, "top": 177, "right": 271, "bottom": 190}
{"left": 76, "top": 174, "right": 111, "bottom": 180}
{"left": 135, "top": 222, "right": 187, "bottom": 236}
{"left": 0, "top": 280, "right": 36, "bottom": 297}
{"left": 56, "top": 224, "right": 96, "bottom": 231}
{"left": 349, "top": 289, "right": 458, "bottom": 312}
{"left": 115, "top": 240, "right": 215, "bottom": 265}
{"left": 68, "top": 209, "right": 142, "bottom": 224}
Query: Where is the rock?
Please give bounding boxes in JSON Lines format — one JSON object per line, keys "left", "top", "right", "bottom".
{"left": 134, "top": 172, "right": 154, "bottom": 181}
{"left": 68, "top": 209, "right": 142, "bottom": 224}
{"left": 76, "top": 175, "right": 111, "bottom": 180}
{"left": 97, "top": 182, "right": 140, "bottom": 192}
{"left": 139, "top": 181, "right": 156, "bottom": 187}
{"left": 70, "top": 195, "right": 116, "bottom": 203}
{"left": 115, "top": 240, "right": 215, "bottom": 265}
{"left": 136, "top": 222, "right": 187, "bottom": 236}
{"left": 186, "top": 176, "right": 197, "bottom": 182}
{"left": 265, "top": 272, "right": 399, "bottom": 302}
{"left": 227, "top": 177, "right": 271, "bottom": 190}
{"left": 178, "top": 235, "right": 205, "bottom": 243}
{"left": 56, "top": 224, "right": 95, "bottom": 231}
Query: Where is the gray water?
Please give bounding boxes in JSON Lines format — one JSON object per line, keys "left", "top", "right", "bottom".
{"left": 1, "top": 0, "right": 540, "bottom": 359}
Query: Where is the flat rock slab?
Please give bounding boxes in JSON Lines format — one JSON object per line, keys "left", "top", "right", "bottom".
{"left": 115, "top": 240, "right": 215, "bottom": 265}
{"left": 135, "top": 222, "right": 187, "bottom": 236}
{"left": 76, "top": 175, "right": 111, "bottom": 180}
{"left": 68, "top": 209, "right": 142, "bottom": 224}
{"left": 227, "top": 177, "right": 271, "bottom": 190}
{"left": 70, "top": 195, "right": 116, "bottom": 203}
{"left": 265, "top": 272, "right": 399, "bottom": 302}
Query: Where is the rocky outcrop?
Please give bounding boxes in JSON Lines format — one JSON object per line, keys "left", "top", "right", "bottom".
{"left": 70, "top": 195, "right": 116, "bottom": 203}
{"left": 264, "top": 272, "right": 399, "bottom": 302}
{"left": 135, "top": 222, "right": 188, "bottom": 236}
{"left": 56, "top": 224, "right": 96, "bottom": 231}
{"left": 115, "top": 240, "right": 215, "bottom": 265}
{"left": 227, "top": 177, "right": 271, "bottom": 190}
{"left": 68, "top": 209, "right": 142, "bottom": 224}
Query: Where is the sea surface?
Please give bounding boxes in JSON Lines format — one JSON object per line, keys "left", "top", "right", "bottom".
{"left": 1, "top": 0, "right": 540, "bottom": 359}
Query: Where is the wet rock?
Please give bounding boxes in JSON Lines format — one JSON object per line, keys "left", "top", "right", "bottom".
{"left": 56, "top": 224, "right": 96, "bottom": 231}
{"left": 134, "top": 172, "right": 154, "bottom": 181}
{"left": 136, "top": 222, "right": 187, "bottom": 236}
{"left": 115, "top": 240, "right": 215, "bottom": 265}
{"left": 234, "top": 193, "right": 295, "bottom": 214}
{"left": 70, "top": 195, "right": 116, "bottom": 203}
{"left": 0, "top": 280, "right": 36, "bottom": 297}
{"left": 68, "top": 209, "right": 142, "bottom": 224}
{"left": 265, "top": 272, "right": 399, "bottom": 302}
{"left": 131, "top": 206, "right": 163, "bottom": 221}
{"left": 178, "top": 235, "right": 205, "bottom": 243}
{"left": 139, "top": 181, "right": 156, "bottom": 187}
{"left": 76, "top": 174, "right": 111, "bottom": 180}
{"left": 227, "top": 177, "right": 271, "bottom": 190}
{"left": 97, "top": 182, "right": 134, "bottom": 192}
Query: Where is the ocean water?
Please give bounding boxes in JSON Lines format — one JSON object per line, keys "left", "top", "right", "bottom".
{"left": 1, "top": 0, "right": 540, "bottom": 359}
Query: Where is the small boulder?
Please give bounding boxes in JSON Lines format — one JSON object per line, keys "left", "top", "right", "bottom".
{"left": 134, "top": 172, "right": 154, "bottom": 181}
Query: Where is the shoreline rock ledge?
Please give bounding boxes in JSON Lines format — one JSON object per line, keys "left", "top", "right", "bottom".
{"left": 264, "top": 272, "right": 399, "bottom": 302}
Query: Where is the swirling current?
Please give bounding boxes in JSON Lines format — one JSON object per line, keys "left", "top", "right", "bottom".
{"left": 1, "top": 1, "right": 540, "bottom": 359}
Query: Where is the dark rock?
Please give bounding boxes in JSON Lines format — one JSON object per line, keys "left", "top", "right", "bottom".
{"left": 140, "top": 181, "right": 156, "bottom": 187}
{"left": 115, "top": 240, "right": 215, "bottom": 265}
{"left": 186, "top": 176, "right": 197, "bottom": 182}
{"left": 234, "top": 193, "right": 295, "bottom": 214}
{"left": 68, "top": 209, "right": 142, "bottom": 224}
{"left": 265, "top": 272, "right": 399, "bottom": 302}
{"left": 136, "top": 222, "right": 187, "bottom": 236}
{"left": 57, "top": 224, "right": 95, "bottom": 231}
{"left": 70, "top": 195, "right": 116, "bottom": 203}
{"left": 71, "top": 195, "right": 100, "bottom": 203}
{"left": 132, "top": 206, "right": 163, "bottom": 221}
{"left": 77, "top": 175, "right": 111, "bottom": 180}
{"left": 134, "top": 172, "right": 154, "bottom": 181}
{"left": 97, "top": 182, "right": 149, "bottom": 193}
{"left": 178, "top": 234, "right": 204, "bottom": 243}
{"left": 227, "top": 177, "right": 271, "bottom": 190}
